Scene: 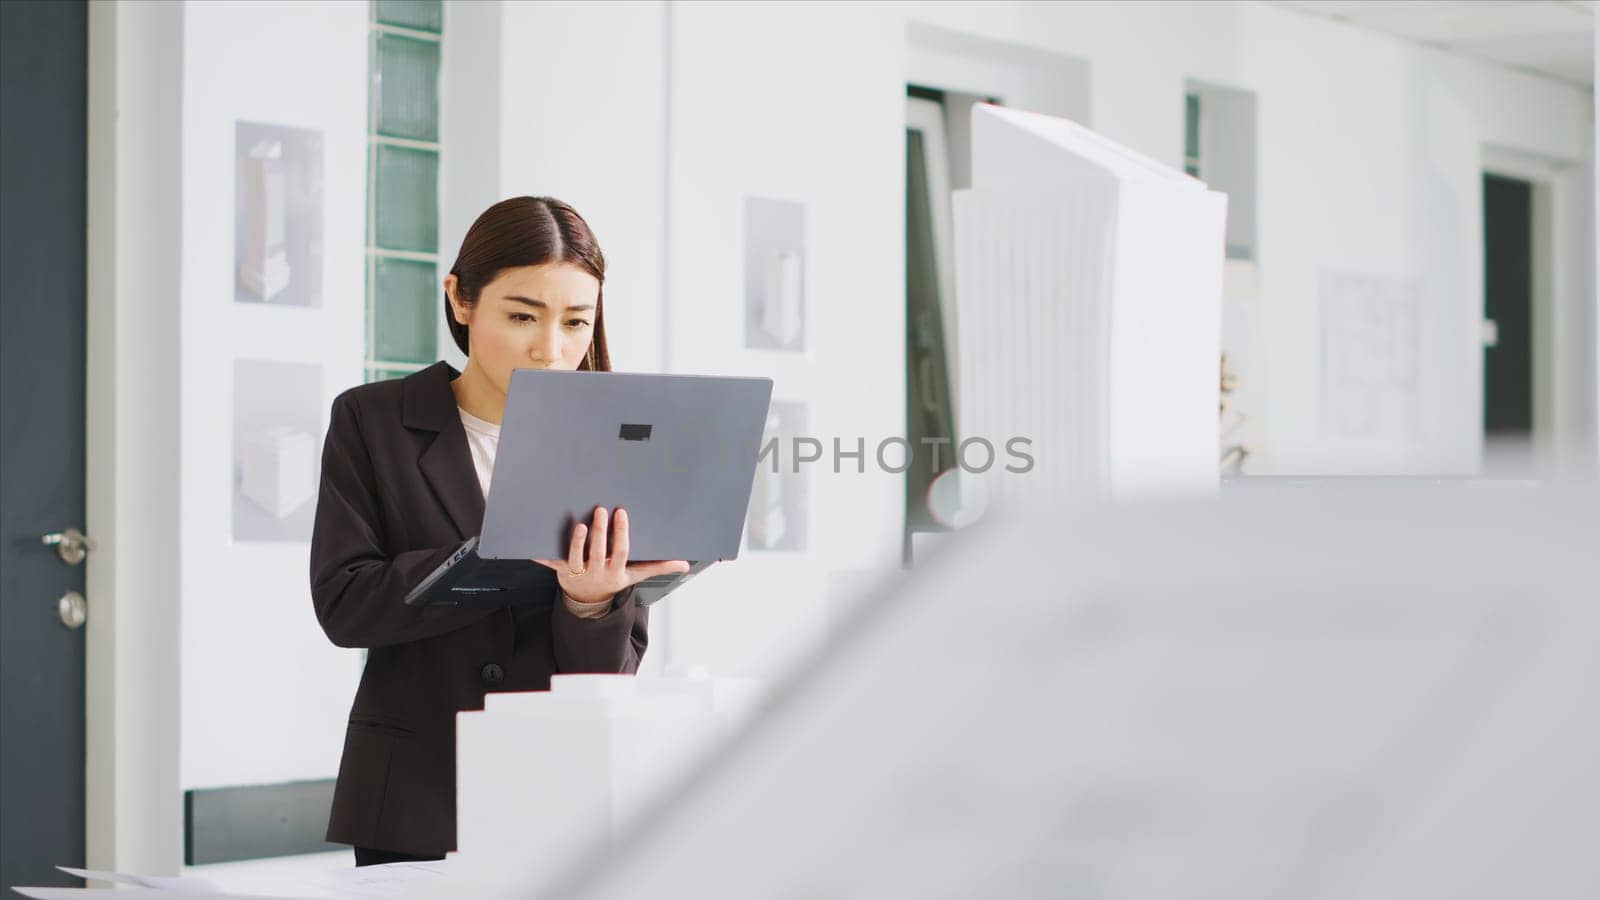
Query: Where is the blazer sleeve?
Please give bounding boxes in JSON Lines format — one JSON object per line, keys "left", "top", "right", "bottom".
{"left": 551, "top": 585, "right": 650, "bottom": 674}
{"left": 309, "top": 392, "right": 492, "bottom": 649}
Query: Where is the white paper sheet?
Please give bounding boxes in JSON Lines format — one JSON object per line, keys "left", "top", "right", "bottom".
{"left": 309, "top": 860, "right": 451, "bottom": 899}
{"left": 14, "top": 888, "right": 297, "bottom": 900}
{"left": 56, "top": 867, "right": 221, "bottom": 893}
{"left": 14, "top": 860, "right": 450, "bottom": 899}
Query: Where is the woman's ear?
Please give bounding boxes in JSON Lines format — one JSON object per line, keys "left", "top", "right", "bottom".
{"left": 443, "top": 274, "right": 470, "bottom": 326}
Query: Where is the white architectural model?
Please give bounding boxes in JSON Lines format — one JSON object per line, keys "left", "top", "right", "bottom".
{"left": 760, "top": 249, "right": 803, "bottom": 346}
{"left": 237, "top": 425, "right": 317, "bottom": 520}
{"left": 747, "top": 409, "right": 788, "bottom": 547}
{"left": 952, "top": 104, "right": 1227, "bottom": 504}
{"left": 436, "top": 673, "right": 765, "bottom": 898}
{"left": 237, "top": 138, "right": 292, "bottom": 302}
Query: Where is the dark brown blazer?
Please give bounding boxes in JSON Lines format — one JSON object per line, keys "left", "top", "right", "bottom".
{"left": 309, "top": 361, "right": 647, "bottom": 857}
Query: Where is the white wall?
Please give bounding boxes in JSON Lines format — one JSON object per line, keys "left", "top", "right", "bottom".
{"left": 179, "top": 0, "right": 368, "bottom": 791}
{"left": 660, "top": 3, "right": 908, "bottom": 675}
{"left": 494, "top": 1, "right": 669, "bottom": 377}
{"left": 438, "top": 0, "right": 501, "bottom": 372}
{"left": 485, "top": 0, "right": 672, "bottom": 670}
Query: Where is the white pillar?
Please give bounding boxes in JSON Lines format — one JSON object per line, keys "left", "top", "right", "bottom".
{"left": 86, "top": 0, "right": 185, "bottom": 877}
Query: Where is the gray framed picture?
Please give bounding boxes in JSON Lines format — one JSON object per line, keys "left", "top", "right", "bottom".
{"left": 234, "top": 120, "right": 325, "bottom": 307}
{"left": 743, "top": 196, "right": 806, "bottom": 352}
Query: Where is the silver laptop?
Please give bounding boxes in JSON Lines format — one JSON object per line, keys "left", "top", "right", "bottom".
{"left": 405, "top": 369, "right": 773, "bottom": 609}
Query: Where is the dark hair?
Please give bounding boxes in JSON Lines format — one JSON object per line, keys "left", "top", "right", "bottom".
{"left": 445, "top": 196, "right": 612, "bottom": 371}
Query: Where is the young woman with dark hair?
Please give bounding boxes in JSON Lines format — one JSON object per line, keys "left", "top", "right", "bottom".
{"left": 309, "top": 196, "right": 688, "bottom": 866}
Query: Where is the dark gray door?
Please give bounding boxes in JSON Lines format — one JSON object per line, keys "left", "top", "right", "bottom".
{"left": 1482, "top": 173, "right": 1534, "bottom": 437}
{"left": 1, "top": 0, "right": 89, "bottom": 890}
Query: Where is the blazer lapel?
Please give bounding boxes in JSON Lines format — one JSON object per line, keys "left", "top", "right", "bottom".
{"left": 403, "top": 362, "right": 486, "bottom": 540}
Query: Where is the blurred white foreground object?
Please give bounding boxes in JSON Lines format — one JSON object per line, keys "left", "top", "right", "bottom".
{"left": 953, "top": 103, "right": 1227, "bottom": 505}
{"left": 541, "top": 480, "right": 1599, "bottom": 899}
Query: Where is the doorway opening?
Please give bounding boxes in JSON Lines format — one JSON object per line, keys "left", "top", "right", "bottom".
{"left": 903, "top": 86, "right": 967, "bottom": 565}
{"left": 1481, "top": 172, "right": 1534, "bottom": 460}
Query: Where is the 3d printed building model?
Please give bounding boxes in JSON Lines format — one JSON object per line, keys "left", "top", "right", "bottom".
{"left": 760, "top": 249, "right": 803, "bottom": 347}
{"left": 237, "top": 139, "right": 292, "bottom": 302}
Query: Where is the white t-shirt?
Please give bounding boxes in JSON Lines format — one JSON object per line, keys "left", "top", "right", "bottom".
{"left": 458, "top": 407, "right": 611, "bottom": 619}
{"left": 458, "top": 407, "right": 500, "bottom": 499}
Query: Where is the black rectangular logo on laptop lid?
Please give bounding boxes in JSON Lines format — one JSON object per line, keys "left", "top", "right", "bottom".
{"left": 619, "top": 423, "right": 652, "bottom": 442}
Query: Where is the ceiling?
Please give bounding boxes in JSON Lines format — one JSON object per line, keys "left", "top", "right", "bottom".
{"left": 1272, "top": 0, "right": 1595, "bottom": 88}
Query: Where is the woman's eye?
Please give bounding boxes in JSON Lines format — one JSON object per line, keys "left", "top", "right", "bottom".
{"left": 510, "top": 313, "right": 535, "bottom": 323}
{"left": 565, "top": 319, "right": 590, "bottom": 329}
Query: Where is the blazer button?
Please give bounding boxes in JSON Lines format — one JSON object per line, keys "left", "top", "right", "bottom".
{"left": 480, "top": 663, "right": 505, "bottom": 687}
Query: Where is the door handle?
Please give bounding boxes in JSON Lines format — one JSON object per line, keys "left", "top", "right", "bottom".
{"left": 1481, "top": 318, "right": 1500, "bottom": 349}
{"left": 41, "top": 527, "right": 95, "bottom": 566}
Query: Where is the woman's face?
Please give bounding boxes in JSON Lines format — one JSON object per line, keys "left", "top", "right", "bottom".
{"left": 447, "top": 263, "right": 600, "bottom": 391}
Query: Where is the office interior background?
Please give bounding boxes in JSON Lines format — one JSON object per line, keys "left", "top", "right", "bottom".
{"left": 0, "top": 0, "right": 1596, "bottom": 890}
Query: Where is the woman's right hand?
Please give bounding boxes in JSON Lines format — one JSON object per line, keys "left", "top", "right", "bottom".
{"left": 533, "top": 506, "right": 690, "bottom": 606}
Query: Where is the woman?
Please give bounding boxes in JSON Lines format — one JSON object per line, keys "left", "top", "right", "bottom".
{"left": 309, "top": 196, "right": 689, "bottom": 866}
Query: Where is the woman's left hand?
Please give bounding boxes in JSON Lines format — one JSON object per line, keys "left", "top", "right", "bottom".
{"left": 534, "top": 505, "right": 691, "bottom": 606}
